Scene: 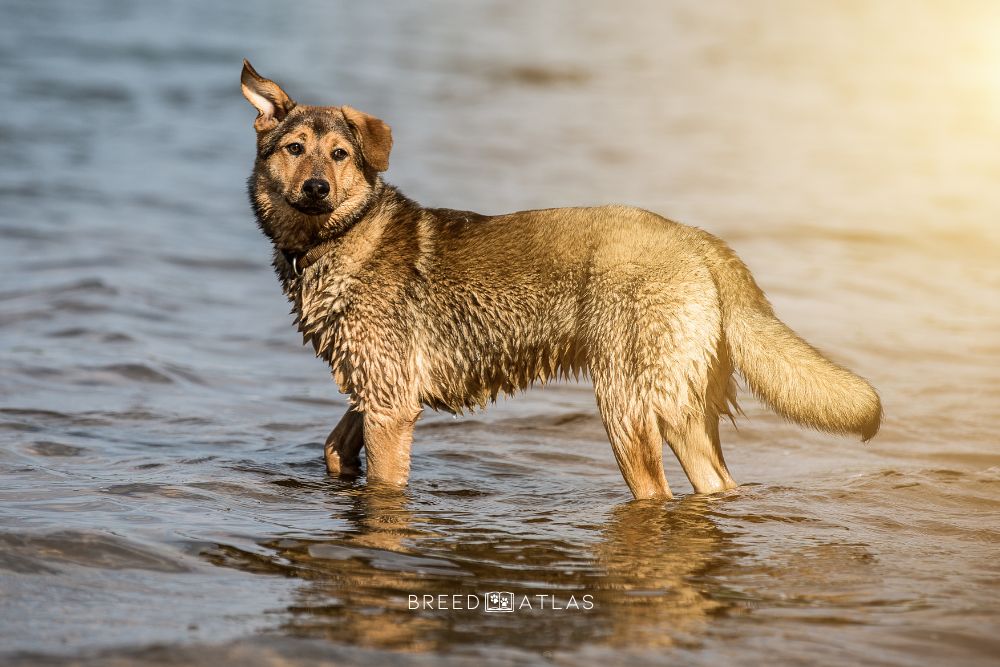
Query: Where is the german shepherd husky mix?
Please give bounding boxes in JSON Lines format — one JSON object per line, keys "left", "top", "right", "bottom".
{"left": 241, "top": 60, "right": 882, "bottom": 500}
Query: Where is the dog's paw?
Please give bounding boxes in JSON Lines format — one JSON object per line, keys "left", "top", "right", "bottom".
{"left": 325, "top": 449, "right": 362, "bottom": 477}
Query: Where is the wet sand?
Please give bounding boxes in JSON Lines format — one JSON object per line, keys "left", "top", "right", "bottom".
{"left": 1, "top": 1, "right": 999, "bottom": 665}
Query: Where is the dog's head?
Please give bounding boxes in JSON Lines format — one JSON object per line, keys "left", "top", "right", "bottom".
{"left": 241, "top": 60, "right": 392, "bottom": 249}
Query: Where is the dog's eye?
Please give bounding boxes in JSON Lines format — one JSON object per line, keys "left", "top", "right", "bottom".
{"left": 332, "top": 148, "right": 349, "bottom": 161}
{"left": 286, "top": 143, "right": 304, "bottom": 156}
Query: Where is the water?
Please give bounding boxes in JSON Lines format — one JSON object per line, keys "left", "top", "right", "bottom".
{"left": 1, "top": 1, "right": 999, "bottom": 664}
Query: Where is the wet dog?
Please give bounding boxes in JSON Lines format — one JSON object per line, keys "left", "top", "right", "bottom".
{"left": 241, "top": 60, "right": 881, "bottom": 499}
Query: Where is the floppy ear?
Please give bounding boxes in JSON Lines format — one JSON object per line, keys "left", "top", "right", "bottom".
{"left": 341, "top": 105, "right": 393, "bottom": 172}
{"left": 241, "top": 59, "right": 295, "bottom": 132}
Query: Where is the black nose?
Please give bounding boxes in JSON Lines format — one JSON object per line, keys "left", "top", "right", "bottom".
{"left": 302, "top": 178, "right": 330, "bottom": 199}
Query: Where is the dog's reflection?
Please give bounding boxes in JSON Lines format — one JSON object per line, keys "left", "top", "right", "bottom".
{"left": 593, "top": 495, "right": 733, "bottom": 647}
{"left": 266, "top": 487, "right": 737, "bottom": 651}
{"left": 272, "top": 486, "right": 441, "bottom": 650}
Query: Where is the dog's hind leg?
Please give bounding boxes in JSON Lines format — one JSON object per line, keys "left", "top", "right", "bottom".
{"left": 661, "top": 413, "right": 737, "bottom": 494}
{"left": 659, "top": 342, "right": 738, "bottom": 494}
{"left": 325, "top": 408, "right": 364, "bottom": 476}
{"left": 595, "top": 391, "right": 672, "bottom": 500}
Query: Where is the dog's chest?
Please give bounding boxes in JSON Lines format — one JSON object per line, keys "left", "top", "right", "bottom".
{"left": 288, "top": 271, "right": 360, "bottom": 389}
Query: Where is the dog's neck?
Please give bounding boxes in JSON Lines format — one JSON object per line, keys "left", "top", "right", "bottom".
{"left": 276, "top": 179, "right": 389, "bottom": 277}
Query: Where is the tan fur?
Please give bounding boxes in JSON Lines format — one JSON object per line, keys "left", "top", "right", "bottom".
{"left": 241, "top": 62, "right": 882, "bottom": 499}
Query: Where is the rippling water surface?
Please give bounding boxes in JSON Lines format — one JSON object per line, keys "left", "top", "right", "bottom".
{"left": 2, "top": 1, "right": 999, "bottom": 665}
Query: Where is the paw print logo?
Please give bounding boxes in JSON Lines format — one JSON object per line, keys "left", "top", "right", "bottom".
{"left": 485, "top": 591, "right": 514, "bottom": 612}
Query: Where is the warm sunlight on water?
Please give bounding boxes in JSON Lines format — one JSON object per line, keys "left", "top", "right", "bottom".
{"left": 1, "top": 1, "right": 998, "bottom": 665}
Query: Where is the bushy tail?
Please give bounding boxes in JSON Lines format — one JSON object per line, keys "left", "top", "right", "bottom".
{"left": 697, "top": 231, "right": 882, "bottom": 440}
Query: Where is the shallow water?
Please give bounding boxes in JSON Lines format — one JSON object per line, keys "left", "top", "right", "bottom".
{"left": 1, "top": 1, "right": 999, "bottom": 665}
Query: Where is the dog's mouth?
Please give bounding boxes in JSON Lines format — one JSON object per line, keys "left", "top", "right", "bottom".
{"left": 286, "top": 199, "right": 334, "bottom": 216}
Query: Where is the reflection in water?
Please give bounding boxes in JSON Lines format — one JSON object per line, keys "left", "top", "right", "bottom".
{"left": 206, "top": 489, "right": 745, "bottom": 652}
{"left": 594, "top": 497, "right": 733, "bottom": 648}
{"left": 280, "top": 488, "right": 437, "bottom": 651}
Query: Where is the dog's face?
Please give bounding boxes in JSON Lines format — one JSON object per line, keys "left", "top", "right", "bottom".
{"left": 241, "top": 60, "right": 392, "bottom": 249}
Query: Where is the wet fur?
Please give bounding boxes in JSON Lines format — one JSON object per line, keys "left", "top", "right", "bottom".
{"left": 242, "top": 61, "right": 882, "bottom": 499}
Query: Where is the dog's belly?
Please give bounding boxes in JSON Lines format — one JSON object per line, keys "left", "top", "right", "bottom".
{"left": 417, "top": 337, "right": 584, "bottom": 414}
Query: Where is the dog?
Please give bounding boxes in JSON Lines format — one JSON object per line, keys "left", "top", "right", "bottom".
{"left": 240, "top": 60, "right": 882, "bottom": 499}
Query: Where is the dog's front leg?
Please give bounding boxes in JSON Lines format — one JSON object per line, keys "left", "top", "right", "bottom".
{"left": 324, "top": 408, "right": 365, "bottom": 476}
{"left": 363, "top": 407, "right": 421, "bottom": 487}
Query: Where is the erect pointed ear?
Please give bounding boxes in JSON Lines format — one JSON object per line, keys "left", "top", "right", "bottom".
{"left": 241, "top": 60, "right": 295, "bottom": 132}
{"left": 341, "top": 105, "right": 393, "bottom": 173}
